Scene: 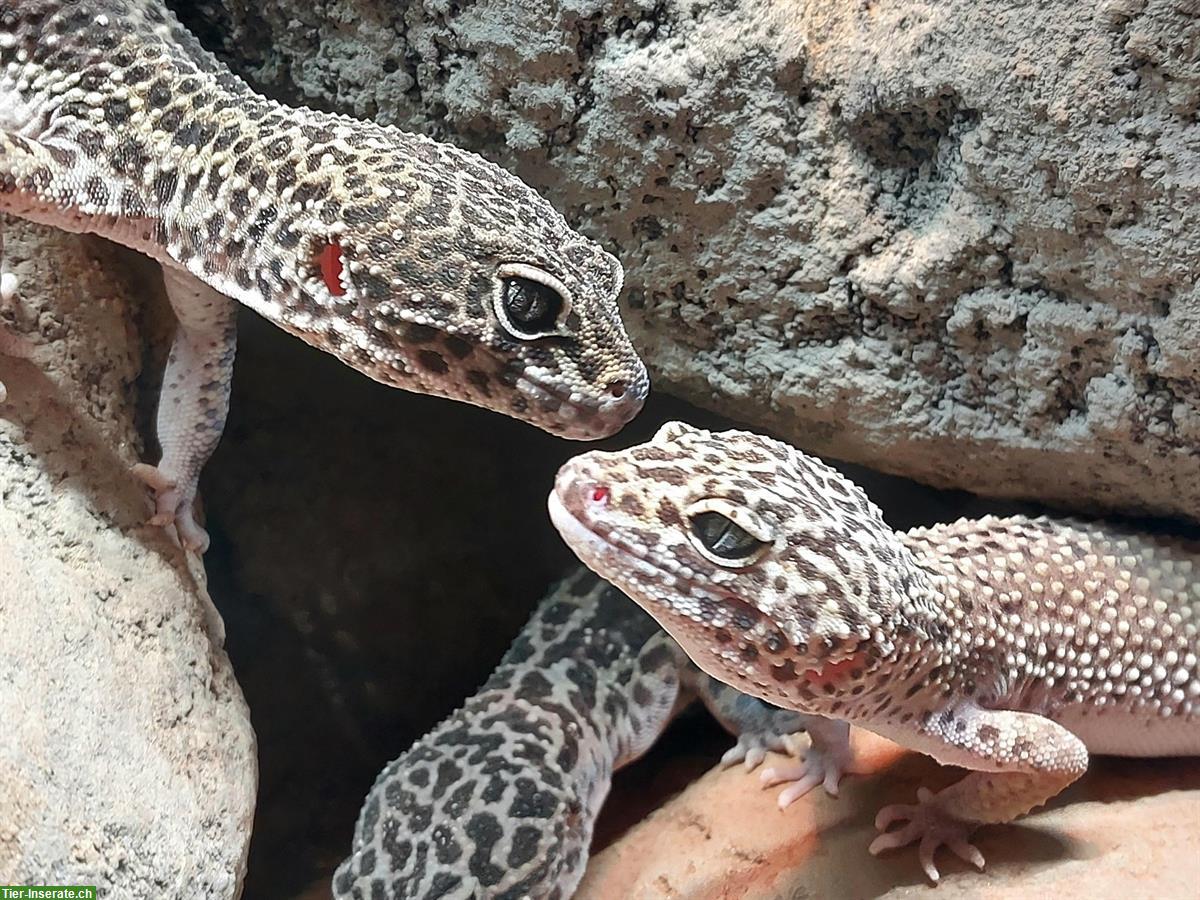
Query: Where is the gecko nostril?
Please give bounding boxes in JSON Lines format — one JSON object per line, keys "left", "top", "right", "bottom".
{"left": 607, "top": 380, "right": 627, "bottom": 399}
{"left": 589, "top": 485, "right": 610, "bottom": 505}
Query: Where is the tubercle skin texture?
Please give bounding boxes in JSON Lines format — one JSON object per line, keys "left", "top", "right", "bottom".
{"left": 0, "top": 0, "right": 648, "bottom": 435}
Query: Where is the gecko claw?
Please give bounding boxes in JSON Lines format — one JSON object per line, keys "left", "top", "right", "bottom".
{"left": 721, "top": 743, "right": 768, "bottom": 770}
{"left": 132, "top": 461, "right": 180, "bottom": 519}
{"left": 870, "top": 787, "right": 985, "bottom": 883}
{"left": 173, "top": 502, "right": 211, "bottom": 554}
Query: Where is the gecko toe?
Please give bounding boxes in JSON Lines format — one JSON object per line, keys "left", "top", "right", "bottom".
{"left": 761, "top": 762, "right": 823, "bottom": 808}
{"left": 719, "top": 741, "right": 760, "bottom": 770}
{"left": 761, "top": 733, "right": 851, "bottom": 807}
{"left": 175, "top": 505, "right": 210, "bottom": 554}
{"left": 822, "top": 765, "right": 842, "bottom": 797}
{"left": 720, "top": 727, "right": 795, "bottom": 773}
{"left": 131, "top": 463, "right": 177, "bottom": 494}
{"left": 918, "top": 834, "right": 943, "bottom": 883}
{"left": 742, "top": 747, "right": 767, "bottom": 770}
{"left": 868, "top": 819, "right": 922, "bottom": 855}
{"left": 947, "top": 835, "right": 986, "bottom": 870}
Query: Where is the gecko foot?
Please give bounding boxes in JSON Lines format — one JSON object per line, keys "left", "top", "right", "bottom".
{"left": 720, "top": 728, "right": 796, "bottom": 772}
{"left": 869, "top": 787, "right": 986, "bottom": 883}
{"left": 759, "top": 730, "right": 852, "bottom": 805}
{"left": 131, "top": 463, "right": 211, "bottom": 553}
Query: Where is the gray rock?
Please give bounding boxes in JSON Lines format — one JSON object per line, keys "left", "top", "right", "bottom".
{"left": 0, "top": 220, "right": 255, "bottom": 898}
{"left": 187, "top": 0, "right": 1200, "bottom": 521}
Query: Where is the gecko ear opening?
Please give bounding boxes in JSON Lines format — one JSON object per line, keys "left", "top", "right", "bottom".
{"left": 319, "top": 241, "right": 346, "bottom": 296}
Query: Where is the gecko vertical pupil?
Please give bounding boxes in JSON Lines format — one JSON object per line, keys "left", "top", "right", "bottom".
{"left": 501, "top": 276, "right": 563, "bottom": 335}
{"left": 690, "top": 512, "right": 766, "bottom": 560}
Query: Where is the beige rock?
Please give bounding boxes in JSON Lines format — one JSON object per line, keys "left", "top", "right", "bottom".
{"left": 188, "top": 0, "right": 1200, "bottom": 523}
{"left": 0, "top": 219, "right": 256, "bottom": 898}
{"left": 579, "top": 730, "right": 1200, "bottom": 898}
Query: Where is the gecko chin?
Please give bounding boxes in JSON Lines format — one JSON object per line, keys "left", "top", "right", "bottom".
{"left": 512, "top": 369, "right": 649, "bottom": 440}
{"left": 446, "top": 366, "right": 646, "bottom": 439}
{"left": 321, "top": 325, "right": 648, "bottom": 439}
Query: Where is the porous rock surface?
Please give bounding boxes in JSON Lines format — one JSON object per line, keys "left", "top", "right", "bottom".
{"left": 0, "top": 220, "right": 255, "bottom": 898}
{"left": 185, "top": 0, "right": 1200, "bottom": 522}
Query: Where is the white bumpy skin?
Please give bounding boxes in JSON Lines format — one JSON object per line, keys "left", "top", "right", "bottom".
{"left": 550, "top": 421, "right": 1200, "bottom": 883}
{"left": 0, "top": 0, "right": 648, "bottom": 551}
{"left": 333, "top": 569, "right": 806, "bottom": 900}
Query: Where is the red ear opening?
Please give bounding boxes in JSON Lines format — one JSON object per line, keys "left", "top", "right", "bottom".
{"left": 320, "top": 241, "right": 346, "bottom": 296}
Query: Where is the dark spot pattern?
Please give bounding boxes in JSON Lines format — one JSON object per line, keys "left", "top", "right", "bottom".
{"left": 332, "top": 571, "right": 801, "bottom": 897}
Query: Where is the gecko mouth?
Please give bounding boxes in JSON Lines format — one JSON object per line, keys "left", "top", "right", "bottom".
{"left": 516, "top": 367, "right": 648, "bottom": 439}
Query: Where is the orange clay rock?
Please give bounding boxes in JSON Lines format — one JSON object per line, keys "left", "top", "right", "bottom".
{"left": 578, "top": 728, "right": 1200, "bottom": 898}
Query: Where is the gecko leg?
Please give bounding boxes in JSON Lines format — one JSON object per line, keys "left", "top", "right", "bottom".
{"left": 687, "top": 673, "right": 808, "bottom": 772}
{"left": 0, "top": 132, "right": 232, "bottom": 543}
{"left": 759, "top": 716, "right": 855, "bottom": 802}
{"left": 868, "top": 704, "right": 1088, "bottom": 882}
{"left": 132, "top": 266, "right": 236, "bottom": 554}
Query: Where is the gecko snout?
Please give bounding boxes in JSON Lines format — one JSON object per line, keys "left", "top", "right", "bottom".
{"left": 552, "top": 456, "right": 613, "bottom": 519}
{"left": 591, "top": 368, "right": 650, "bottom": 435}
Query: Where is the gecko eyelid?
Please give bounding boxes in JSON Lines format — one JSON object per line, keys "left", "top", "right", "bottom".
{"left": 496, "top": 262, "right": 572, "bottom": 300}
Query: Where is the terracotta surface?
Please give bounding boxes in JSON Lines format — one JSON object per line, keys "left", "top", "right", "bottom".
{"left": 579, "top": 729, "right": 1200, "bottom": 898}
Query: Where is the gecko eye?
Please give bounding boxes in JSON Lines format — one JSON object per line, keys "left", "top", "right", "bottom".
{"left": 689, "top": 511, "right": 769, "bottom": 565}
{"left": 494, "top": 263, "right": 571, "bottom": 339}
{"left": 503, "top": 277, "right": 561, "bottom": 332}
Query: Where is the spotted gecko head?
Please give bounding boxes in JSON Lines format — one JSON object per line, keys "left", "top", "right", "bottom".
{"left": 549, "top": 421, "right": 925, "bottom": 707}
{"left": 265, "top": 126, "right": 648, "bottom": 439}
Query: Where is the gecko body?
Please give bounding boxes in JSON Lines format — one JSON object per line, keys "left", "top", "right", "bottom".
{"left": 550, "top": 421, "right": 1200, "bottom": 882}
{"left": 0, "top": 1, "right": 647, "bottom": 550}
{"left": 333, "top": 569, "right": 806, "bottom": 899}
